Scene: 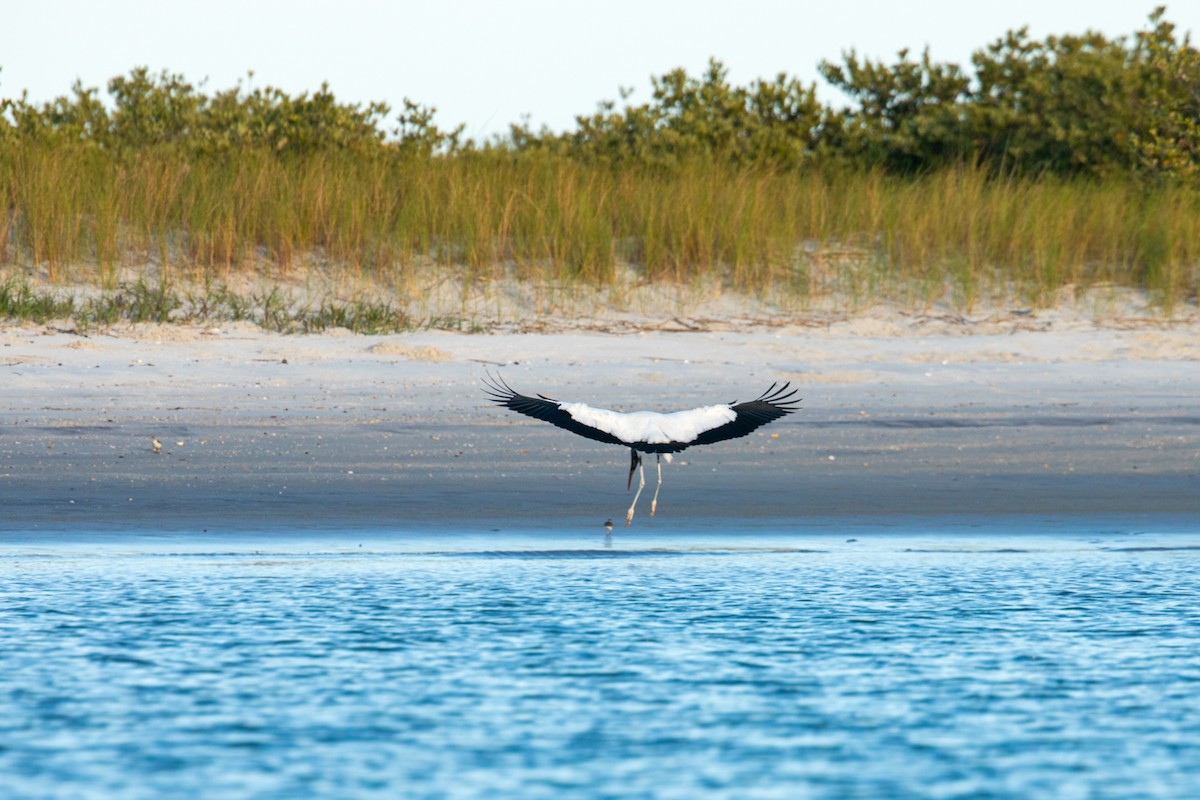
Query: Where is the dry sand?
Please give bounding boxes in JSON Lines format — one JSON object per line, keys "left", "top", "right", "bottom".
{"left": 2, "top": 307, "right": 1198, "bottom": 533}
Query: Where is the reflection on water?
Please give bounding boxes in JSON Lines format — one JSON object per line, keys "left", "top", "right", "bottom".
{"left": 3, "top": 526, "right": 1200, "bottom": 798}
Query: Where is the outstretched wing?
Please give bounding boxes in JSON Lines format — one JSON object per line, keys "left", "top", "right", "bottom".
{"left": 482, "top": 373, "right": 628, "bottom": 447}
{"left": 688, "top": 382, "right": 801, "bottom": 446}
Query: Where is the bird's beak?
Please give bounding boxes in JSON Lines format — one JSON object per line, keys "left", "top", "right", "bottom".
{"left": 627, "top": 450, "right": 642, "bottom": 491}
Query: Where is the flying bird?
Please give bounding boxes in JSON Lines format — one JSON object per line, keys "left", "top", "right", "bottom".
{"left": 483, "top": 374, "right": 800, "bottom": 525}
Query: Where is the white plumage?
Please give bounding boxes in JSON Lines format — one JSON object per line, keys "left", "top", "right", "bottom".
{"left": 484, "top": 375, "right": 801, "bottom": 525}
{"left": 558, "top": 403, "right": 737, "bottom": 446}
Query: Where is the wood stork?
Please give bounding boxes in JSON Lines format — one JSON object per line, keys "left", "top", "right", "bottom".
{"left": 483, "top": 374, "right": 800, "bottom": 525}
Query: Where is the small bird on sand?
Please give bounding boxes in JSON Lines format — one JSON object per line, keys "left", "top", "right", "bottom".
{"left": 151, "top": 437, "right": 162, "bottom": 454}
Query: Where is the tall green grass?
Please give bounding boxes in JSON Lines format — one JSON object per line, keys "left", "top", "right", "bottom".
{"left": 1, "top": 144, "right": 1197, "bottom": 313}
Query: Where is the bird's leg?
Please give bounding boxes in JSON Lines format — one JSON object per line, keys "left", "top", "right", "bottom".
{"left": 650, "top": 454, "right": 663, "bottom": 517}
{"left": 625, "top": 464, "right": 645, "bottom": 526}
{"left": 625, "top": 450, "right": 645, "bottom": 526}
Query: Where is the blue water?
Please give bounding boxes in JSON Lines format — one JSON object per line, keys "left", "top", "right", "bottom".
{"left": 4, "top": 522, "right": 1200, "bottom": 799}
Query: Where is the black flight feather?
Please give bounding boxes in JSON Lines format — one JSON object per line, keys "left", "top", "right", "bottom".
{"left": 482, "top": 373, "right": 628, "bottom": 448}
{"left": 688, "top": 382, "right": 802, "bottom": 446}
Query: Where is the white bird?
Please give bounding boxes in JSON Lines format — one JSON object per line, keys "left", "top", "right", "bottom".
{"left": 483, "top": 374, "right": 800, "bottom": 525}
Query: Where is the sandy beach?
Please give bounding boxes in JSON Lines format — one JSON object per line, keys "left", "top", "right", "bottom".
{"left": 3, "top": 307, "right": 1199, "bottom": 533}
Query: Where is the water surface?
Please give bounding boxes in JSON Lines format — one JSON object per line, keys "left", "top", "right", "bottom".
{"left": 4, "top": 520, "right": 1199, "bottom": 798}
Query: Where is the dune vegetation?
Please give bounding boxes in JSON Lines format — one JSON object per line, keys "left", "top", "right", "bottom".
{"left": 2, "top": 8, "right": 1198, "bottom": 331}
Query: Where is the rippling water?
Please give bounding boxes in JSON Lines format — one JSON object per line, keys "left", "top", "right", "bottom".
{"left": 4, "top": 521, "right": 1200, "bottom": 798}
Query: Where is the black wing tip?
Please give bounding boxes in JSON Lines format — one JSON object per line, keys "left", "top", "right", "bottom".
{"left": 482, "top": 371, "right": 562, "bottom": 407}
{"left": 748, "top": 380, "right": 802, "bottom": 412}
{"left": 481, "top": 370, "right": 517, "bottom": 403}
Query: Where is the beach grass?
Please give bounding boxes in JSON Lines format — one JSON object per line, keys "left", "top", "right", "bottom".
{"left": 0, "top": 272, "right": 414, "bottom": 334}
{"left": 1, "top": 144, "right": 1197, "bottom": 327}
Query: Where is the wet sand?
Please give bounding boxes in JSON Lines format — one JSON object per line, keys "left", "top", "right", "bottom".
{"left": 2, "top": 321, "right": 1198, "bottom": 533}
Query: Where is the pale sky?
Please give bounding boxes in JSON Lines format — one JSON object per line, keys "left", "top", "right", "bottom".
{"left": 4, "top": 2, "right": 1194, "bottom": 140}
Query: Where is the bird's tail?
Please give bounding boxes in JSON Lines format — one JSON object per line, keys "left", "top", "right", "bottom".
{"left": 627, "top": 448, "right": 642, "bottom": 491}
